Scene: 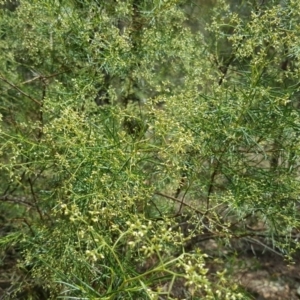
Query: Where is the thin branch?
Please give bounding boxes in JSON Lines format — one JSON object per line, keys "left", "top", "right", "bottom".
{"left": 0, "top": 73, "right": 41, "bottom": 105}
{"left": 206, "top": 158, "right": 221, "bottom": 210}
{"left": 13, "top": 217, "right": 35, "bottom": 236}
{"left": 182, "top": 230, "right": 296, "bottom": 257}
{"left": 28, "top": 178, "right": 44, "bottom": 220}
{"left": 21, "top": 69, "right": 69, "bottom": 85}
{"left": 243, "top": 237, "right": 284, "bottom": 257}
{"left": 216, "top": 36, "right": 245, "bottom": 86}
{"left": 155, "top": 191, "right": 205, "bottom": 215}
{"left": 218, "top": 55, "right": 235, "bottom": 85}
{"left": 177, "top": 181, "right": 191, "bottom": 215}
{"left": 0, "top": 195, "right": 34, "bottom": 207}
{"left": 149, "top": 198, "right": 163, "bottom": 217}
{"left": 21, "top": 75, "right": 40, "bottom": 84}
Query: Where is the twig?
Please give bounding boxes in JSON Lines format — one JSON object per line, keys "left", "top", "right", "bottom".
{"left": 243, "top": 237, "right": 284, "bottom": 257}
{"left": 0, "top": 195, "right": 34, "bottom": 207}
{"left": 14, "top": 217, "right": 35, "bottom": 236}
{"left": 149, "top": 198, "right": 163, "bottom": 217}
{"left": 206, "top": 157, "right": 221, "bottom": 210}
{"left": 0, "top": 73, "right": 41, "bottom": 105}
{"left": 177, "top": 181, "right": 190, "bottom": 215}
{"left": 28, "top": 178, "right": 44, "bottom": 220}
{"left": 21, "top": 69, "right": 68, "bottom": 85}
{"left": 154, "top": 191, "right": 205, "bottom": 215}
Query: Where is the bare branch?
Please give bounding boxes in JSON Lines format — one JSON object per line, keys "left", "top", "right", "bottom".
{"left": 0, "top": 73, "right": 41, "bottom": 106}
{"left": 154, "top": 191, "right": 205, "bottom": 215}
{"left": 21, "top": 69, "right": 69, "bottom": 85}
{"left": 0, "top": 194, "right": 34, "bottom": 207}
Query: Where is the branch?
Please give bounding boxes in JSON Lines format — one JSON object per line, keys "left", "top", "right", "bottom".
{"left": 0, "top": 73, "right": 41, "bottom": 105}
{"left": 21, "top": 69, "right": 69, "bottom": 85}
{"left": 28, "top": 178, "right": 44, "bottom": 220}
{"left": 0, "top": 194, "right": 34, "bottom": 207}
{"left": 154, "top": 191, "right": 205, "bottom": 215}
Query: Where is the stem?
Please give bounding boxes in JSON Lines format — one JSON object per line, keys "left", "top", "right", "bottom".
{"left": 0, "top": 73, "right": 41, "bottom": 106}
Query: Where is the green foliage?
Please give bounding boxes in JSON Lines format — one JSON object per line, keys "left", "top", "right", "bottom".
{"left": 1, "top": 0, "right": 300, "bottom": 299}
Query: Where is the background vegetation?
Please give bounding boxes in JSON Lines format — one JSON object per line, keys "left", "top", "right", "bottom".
{"left": 0, "top": 0, "right": 300, "bottom": 299}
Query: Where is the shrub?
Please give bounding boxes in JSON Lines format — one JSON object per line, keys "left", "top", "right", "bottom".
{"left": 0, "top": 0, "right": 300, "bottom": 299}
